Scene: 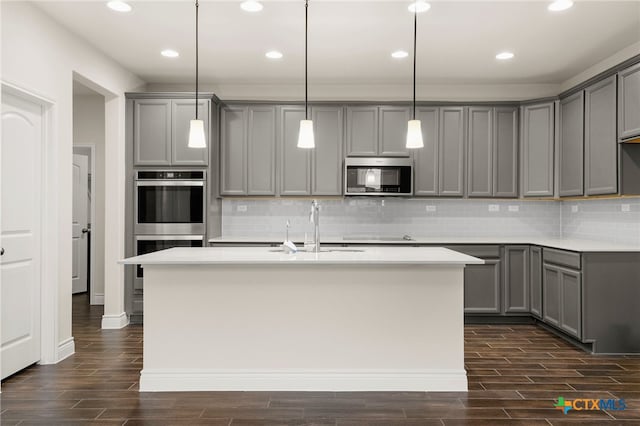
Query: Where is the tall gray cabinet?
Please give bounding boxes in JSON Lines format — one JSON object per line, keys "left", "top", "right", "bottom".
{"left": 618, "top": 62, "right": 640, "bottom": 141}
{"left": 438, "top": 107, "right": 466, "bottom": 196}
{"left": 521, "top": 102, "right": 554, "bottom": 197}
{"left": 558, "top": 92, "right": 584, "bottom": 197}
{"left": 279, "top": 106, "right": 311, "bottom": 195}
{"left": 413, "top": 107, "right": 439, "bottom": 196}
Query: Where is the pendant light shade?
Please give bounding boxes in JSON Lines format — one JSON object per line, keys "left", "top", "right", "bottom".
{"left": 406, "top": 2, "right": 424, "bottom": 149}
{"left": 188, "top": 0, "right": 206, "bottom": 149}
{"left": 297, "top": 0, "right": 315, "bottom": 149}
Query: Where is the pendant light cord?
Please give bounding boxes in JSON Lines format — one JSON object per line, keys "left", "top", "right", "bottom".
{"left": 305, "top": 0, "right": 309, "bottom": 120}
{"left": 195, "top": 0, "right": 199, "bottom": 120}
{"left": 412, "top": 6, "right": 417, "bottom": 120}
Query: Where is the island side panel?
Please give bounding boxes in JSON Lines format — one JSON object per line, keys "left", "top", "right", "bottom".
{"left": 141, "top": 263, "right": 467, "bottom": 391}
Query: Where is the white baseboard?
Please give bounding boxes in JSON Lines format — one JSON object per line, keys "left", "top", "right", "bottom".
{"left": 57, "top": 337, "right": 75, "bottom": 362}
{"left": 139, "top": 369, "right": 468, "bottom": 392}
{"left": 101, "top": 312, "right": 129, "bottom": 329}
{"left": 91, "top": 292, "right": 104, "bottom": 305}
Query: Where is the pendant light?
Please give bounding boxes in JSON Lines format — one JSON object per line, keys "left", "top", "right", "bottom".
{"left": 297, "top": 0, "right": 315, "bottom": 149}
{"left": 188, "top": 0, "right": 206, "bottom": 148}
{"left": 406, "top": 4, "right": 424, "bottom": 149}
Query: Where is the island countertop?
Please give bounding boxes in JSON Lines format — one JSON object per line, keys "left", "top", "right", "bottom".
{"left": 120, "top": 246, "right": 484, "bottom": 266}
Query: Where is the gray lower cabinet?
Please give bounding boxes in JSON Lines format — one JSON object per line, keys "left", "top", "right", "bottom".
{"left": 413, "top": 107, "right": 439, "bottom": 196}
{"left": 311, "top": 106, "right": 344, "bottom": 195}
{"left": 504, "top": 246, "right": 529, "bottom": 313}
{"left": 133, "top": 98, "right": 210, "bottom": 166}
{"left": 529, "top": 246, "right": 542, "bottom": 318}
{"left": 543, "top": 250, "right": 582, "bottom": 340}
{"left": 585, "top": 75, "right": 618, "bottom": 195}
{"left": 464, "top": 259, "right": 501, "bottom": 313}
{"left": 438, "top": 107, "right": 466, "bottom": 196}
{"left": 521, "top": 102, "right": 554, "bottom": 197}
{"left": 280, "top": 106, "right": 311, "bottom": 195}
{"left": 618, "top": 62, "right": 640, "bottom": 140}
{"left": 542, "top": 264, "right": 561, "bottom": 328}
{"left": 346, "top": 105, "right": 411, "bottom": 157}
{"left": 558, "top": 92, "right": 584, "bottom": 197}
{"left": 493, "top": 107, "right": 519, "bottom": 197}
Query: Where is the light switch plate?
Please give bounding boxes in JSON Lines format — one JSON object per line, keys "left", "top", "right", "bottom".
{"left": 621, "top": 204, "right": 631, "bottom": 212}
{"left": 488, "top": 205, "right": 500, "bottom": 212}
{"left": 237, "top": 205, "right": 247, "bottom": 212}
{"left": 571, "top": 205, "right": 579, "bottom": 213}
{"left": 508, "top": 205, "right": 519, "bottom": 212}
{"left": 425, "top": 205, "right": 437, "bottom": 212}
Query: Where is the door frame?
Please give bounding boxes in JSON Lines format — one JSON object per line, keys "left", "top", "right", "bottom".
{"left": 73, "top": 144, "right": 97, "bottom": 304}
{"left": 2, "top": 81, "right": 59, "bottom": 366}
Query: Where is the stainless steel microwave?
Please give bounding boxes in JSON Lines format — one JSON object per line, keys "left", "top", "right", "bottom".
{"left": 344, "top": 157, "right": 413, "bottom": 196}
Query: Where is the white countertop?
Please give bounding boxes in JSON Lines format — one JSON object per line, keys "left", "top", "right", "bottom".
{"left": 120, "top": 246, "right": 484, "bottom": 266}
{"left": 208, "top": 236, "right": 640, "bottom": 252}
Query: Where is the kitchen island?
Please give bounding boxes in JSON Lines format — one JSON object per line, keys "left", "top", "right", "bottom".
{"left": 120, "top": 246, "right": 483, "bottom": 392}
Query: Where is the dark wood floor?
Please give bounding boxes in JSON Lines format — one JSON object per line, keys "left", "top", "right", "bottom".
{"left": 1, "top": 295, "right": 639, "bottom": 425}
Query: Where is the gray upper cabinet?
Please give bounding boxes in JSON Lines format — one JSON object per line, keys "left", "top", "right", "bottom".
{"left": 280, "top": 106, "right": 311, "bottom": 195}
{"left": 558, "top": 92, "right": 584, "bottom": 197}
{"left": 467, "top": 107, "right": 493, "bottom": 197}
{"left": 413, "top": 107, "right": 439, "bottom": 196}
{"left": 311, "top": 106, "right": 344, "bottom": 195}
{"left": 379, "top": 106, "right": 411, "bottom": 157}
{"left": 346, "top": 106, "right": 378, "bottom": 156}
{"left": 493, "top": 107, "right": 519, "bottom": 197}
{"left": 247, "top": 106, "right": 277, "bottom": 195}
{"left": 438, "top": 107, "right": 466, "bottom": 196}
{"left": 172, "top": 99, "right": 209, "bottom": 166}
{"left": 618, "top": 62, "right": 640, "bottom": 140}
{"left": 585, "top": 75, "right": 617, "bottom": 195}
{"left": 504, "top": 246, "right": 530, "bottom": 313}
{"left": 220, "top": 106, "right": 247, "bottom": 195}
{"left": 134, "top": 99, "right": 172, "bottom": 166}
{"left": 521, "top": 102, "right": 554, "bottom": 197}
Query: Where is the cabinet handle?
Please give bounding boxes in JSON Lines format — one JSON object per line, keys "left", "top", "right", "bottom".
{"left": 82, "top": 228, "right": 90, "bottom": 234}
{"left": 1, "top": 248, "right": 4, "bottom": 256}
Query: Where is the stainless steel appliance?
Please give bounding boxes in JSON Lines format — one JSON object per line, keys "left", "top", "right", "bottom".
{"left": 135, "top": 170, "right": 206, "bottom": 235}
{"left": 344, "top": 157, "right": 413, "bottom": 196}
{"left": 133, "top": 235, "right": 204, "bottom": 289}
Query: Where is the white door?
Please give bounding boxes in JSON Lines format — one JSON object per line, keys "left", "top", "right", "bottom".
{"left": 1, "top": 90, "right": 43, "bottom": 379}
{"left": 72, "top": 154, "right": 89, "bottom": 294}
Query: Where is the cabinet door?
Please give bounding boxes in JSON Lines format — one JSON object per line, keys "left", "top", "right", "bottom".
{"left": 464, "top": 259, "right": 501, "bottom": 314}
{"left": 560, "top": 268, "right": 582, "bottom": 339}
{"left": 585, "top": 76, "right": 617, "bottom": 195}
{"left": 379, "top": 106, "right": 411, "bottom": 157}
{"left": 521, "top": 103, "right": 554, "bottom": 197}
{"left": 133, "top": 99, "right": 171, "bottom": 166}
{"left": 220, "top": 106, "right": 247, "bottom": 195}
{"left": 618, "top": 62, "right": 640, "bottom": 140}
{"left": 280, "top": 106, "right": 311, "bottom": 195}
{"left": 467, "top": 107, "right": 493, "bottom": 197}
{"left": 504, "top": 246, "right": 530, "bottom": 313}
{"left": 346, "top": 106, "right": 378, "bottom": 156}
{"left": 311, "top": 106, "right": 343, "bottom": 195}
{"left": 530, "top": 246, "right": 542, "bottom": 319}
{"left": 543, "top": 264, "right": 561, "bottom": 327}
{"left": 493, "top": 107, "right": 519, "bottom": 197}
{"left": 438, "top": 107, "right": 465, "bottom": 196}
{"left": 558, "top": 92, "right": 584, "bottom": 197}
{"left": 413, "top": 108, "right": 439, "bottom": 196}
{"left": 247, "top": 106, "right": 277, "bottom": 195}
{"left": 171, "top": 99, "right": 210, "bottom": 166}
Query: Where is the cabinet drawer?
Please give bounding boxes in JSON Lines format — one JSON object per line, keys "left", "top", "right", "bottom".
{"left": 446, "top": 245, "right": 500, "bottom": 258}
{"left": 543, "top": 248, "right": 581, "bottom": 270}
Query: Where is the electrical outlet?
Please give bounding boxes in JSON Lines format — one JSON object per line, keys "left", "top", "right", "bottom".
{"left": 425, "top": 205, "right": 437, "bottom": 212}
{"left": 237, "top": 205, "right": 247, "bottom": 212}
{"left": 488, "top": 204, "right": 500, "bottom": 212}
{"left": 571, "top": 205, "right": 579, "bottom": 213}
{"left": 508, "top": 205, "right": 519, "bottom": 212}
{"left": 622, "top": 204, "right": 631, "bottom": 212}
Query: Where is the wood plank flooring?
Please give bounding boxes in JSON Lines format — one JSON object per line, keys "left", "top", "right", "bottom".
{"left": 1, "top": 294, "right": 639, "bottom": 425}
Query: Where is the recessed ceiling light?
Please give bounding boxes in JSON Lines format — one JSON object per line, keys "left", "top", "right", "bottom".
{"left": 392, "top": 50, "right": 409, "bottom": 59}
{"left": 265, "top": 51, "right": 283, "bottom": 59}
{"left": 496, "top": 51, "right": 515, "bottom": 60}
{"left": 240, "top": 1, "right": 263, "bottom": 12}
{"left": 106, "top": 1, "right": 131, "bottom": 13}
{"left": 408, "top": 1, "right": 431, "bottom": 13}
{"left": 161, "top": 49, "right": 179, "bottom": 58}
{"left": 548, "top": 0, "right": 574, "bottom": 11}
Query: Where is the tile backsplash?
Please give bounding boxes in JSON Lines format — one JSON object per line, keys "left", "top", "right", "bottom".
{"left": 222, "top": 198, "right": 561, "bottom": 240}
{"left": 561, "top": 198, "right": 640, "bottom": 245}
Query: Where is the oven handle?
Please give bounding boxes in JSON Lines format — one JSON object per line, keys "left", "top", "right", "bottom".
{"left": 136, "top": 181, "right": 204, "bottom": 187}
{"left": 135, "top": 235, "right": 204, "bottom": 241}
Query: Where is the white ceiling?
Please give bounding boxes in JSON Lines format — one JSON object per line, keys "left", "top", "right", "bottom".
{"left": 37, "top": 1, "right": 640, "bottom": 89}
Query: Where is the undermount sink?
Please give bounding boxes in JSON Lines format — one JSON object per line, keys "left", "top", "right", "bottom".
{"left": 269, "top": 248, "right": 365, "bottom": 253}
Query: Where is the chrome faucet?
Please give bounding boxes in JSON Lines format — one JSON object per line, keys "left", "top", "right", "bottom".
{"left": 309, "top": 199, "right": 320, "bottom": 253}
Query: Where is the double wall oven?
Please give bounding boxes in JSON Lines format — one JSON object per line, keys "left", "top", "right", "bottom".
{"left": 134, "top": 170, "right": 206, "bottom": 287}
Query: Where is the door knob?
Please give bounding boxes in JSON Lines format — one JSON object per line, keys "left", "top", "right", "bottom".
{"left": 82, "top": 228, "right": 90, "bottom": 234}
